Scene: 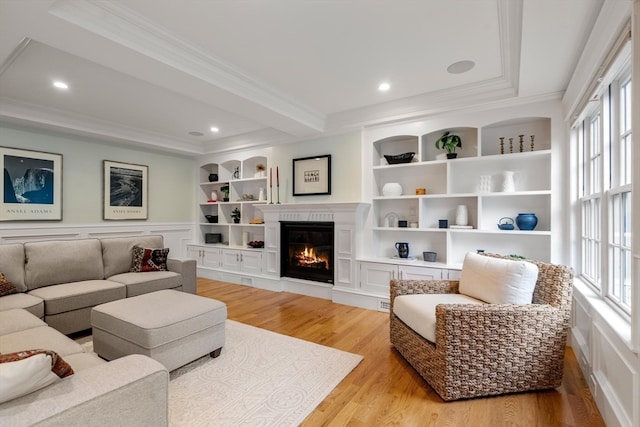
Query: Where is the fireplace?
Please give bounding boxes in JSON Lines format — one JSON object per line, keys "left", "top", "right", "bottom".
{"left": 280, "top": 221, "right": 334, "bottom": 284}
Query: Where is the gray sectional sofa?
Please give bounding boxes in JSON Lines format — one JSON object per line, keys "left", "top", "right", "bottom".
{"left": 0, "top": 235, "right": 196, "bottom": 334}
{"left": 0, "top": 308, "right": 169, "bottom": 426}
{"left": 0, "top": 235, "right": 196, "bottom": 425}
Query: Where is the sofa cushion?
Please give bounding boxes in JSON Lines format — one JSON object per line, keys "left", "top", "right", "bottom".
{"left": 458, "top": 252, "right": 539, "bottom": 304}
{"left": 0, "top": 309, "right": 47, "bottom": 336}
{"left": 24, "top": 239, "right": 104, "bottom": 290}
{"left": 101, "top": 235, "right": 164, "bottom": 278}
{"left": 0, "top": 353, "right": 61, "bottom": 404}
{"left": 108, "top": 271, "right": 182, "bottom": 297}
{"left": 129, "top": 246, "right": 169, "bottom": 272}
{"left": 394, "top": 293, "right": 485, "bottom": 343}
{"left": 63, "top": 352, "right": 105, "bottom": 372}
{"left": 0, "top": 243, "right": 26, "bottom": 292}
{"left": 28, "top": 280, "right": 126, "bottom": 315}
{"left": 0, "top": 326, "right": 84, "bottom": 357}
{"left": 0, "top": 293, "right": 44, "bottom": 318}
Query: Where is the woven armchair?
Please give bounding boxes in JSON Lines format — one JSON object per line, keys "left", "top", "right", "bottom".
{"left": 390, "top": 255, "right": 573, "bottom": 401}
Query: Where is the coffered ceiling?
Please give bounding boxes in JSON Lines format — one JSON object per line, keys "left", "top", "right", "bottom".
{"left": 0, "top": 0, "right": 604, "bottom": 155}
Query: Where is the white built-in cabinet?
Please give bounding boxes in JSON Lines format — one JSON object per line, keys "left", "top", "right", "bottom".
{"left": 366, "top": 116, "right": 552, "bottom": 268}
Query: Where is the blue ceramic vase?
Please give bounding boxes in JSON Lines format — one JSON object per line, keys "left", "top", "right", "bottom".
{"left": 516, "top": 213, "right": 538, "bottom": 231}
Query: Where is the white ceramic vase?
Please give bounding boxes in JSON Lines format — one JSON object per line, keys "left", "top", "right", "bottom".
{"left": 455, "top": 205, "right": 468, "bottom": 226}
{"left": 502, "top": 171, "right": 515, "bottom": 192}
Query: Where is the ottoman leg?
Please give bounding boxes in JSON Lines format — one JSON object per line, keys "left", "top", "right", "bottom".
{"left": 210, "top": 347, "right": 222, "bottom": 358}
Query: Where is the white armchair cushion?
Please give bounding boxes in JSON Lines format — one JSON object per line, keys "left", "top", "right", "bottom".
{"left": 459, "top": 252, "right": 539, "bottom": 304}
{"left": 394, "top": 293, "right": 485, "bottom": 343}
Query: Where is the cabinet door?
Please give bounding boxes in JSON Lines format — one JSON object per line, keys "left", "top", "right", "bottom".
{"left": 221, "top": 249, "right": 241, "bottom": 271}
{"left": 202, "top": 247, "right": 222, "bottom": 268}
{"left": 446, "top": 269, "right": 462, "bottom": 281}
{"left": 360, "top": 262, "right": 398, "bottom": 295}
{"left": 241, "top": 250, "right": 262, "bottom": 274}
{"left": 186, "top": 245, "right": 202, "bottom": 263}
{"left": 399, "top": 265, "right": 442, "bottom": 280}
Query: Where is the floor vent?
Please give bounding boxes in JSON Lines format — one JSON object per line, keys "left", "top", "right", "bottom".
{"left": 378, "top": 300, "right": 391, "bottom": 312}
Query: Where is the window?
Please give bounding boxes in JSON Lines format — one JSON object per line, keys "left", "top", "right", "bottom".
{"left": 576, "top": 68, "right": 632, "bottom": 315}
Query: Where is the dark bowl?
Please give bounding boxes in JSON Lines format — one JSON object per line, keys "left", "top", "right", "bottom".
{"left": 384, "top": 152, "right": 415, "bottom": 164}
{"left": 248, "top": 240, "right": 264, "bottom": 248}
{"left": 204, "top": 215, "right": 218, "bottom": 223}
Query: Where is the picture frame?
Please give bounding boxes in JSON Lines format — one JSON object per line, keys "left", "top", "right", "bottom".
{"left": 0, "top": 146, "right": 63, "bottom": 221}
{"left": 103, "top": 160, "right": 148, "bottom": 220}
{"left": 292, "top": 154, "right": 331, "bottom": 196}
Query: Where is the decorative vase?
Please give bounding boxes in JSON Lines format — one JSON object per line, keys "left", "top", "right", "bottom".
{"left": 210, "top": 190, "right": 217, "bottom": 201}
{"left": 446, "top": 153, "right": 458, "bottom": 159}
{"left": 455, "top": 205, "right": 468, "bottom": 226}
{"left": 395, "top": 242, "right": 409, "bottom": 258}
{"left": 208, "top": 173, "right": 218, "bottom": 182}
{"left": 382, "top": 182, "right": 403, "bottom": 197}
{"left": 258, "top": 188, "right": 266, "bottom": 201}
{"left": 502, "top": 171, "right": 515, "bottom": 192}
{"left": 516, "top": 213, "right": 538, "bottom": 231}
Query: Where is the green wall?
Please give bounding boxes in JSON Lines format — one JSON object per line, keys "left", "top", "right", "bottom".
{"left": 271, "top": 131, "right": 362, "bottom": 203}
{"left": 1, "top": 124, "right": 195, "bottom": 223}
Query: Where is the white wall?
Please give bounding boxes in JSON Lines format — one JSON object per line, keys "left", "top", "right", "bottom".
{"left": 270, "top": 131, "right": 362, "bottom": 204}
{"left": 1, "top": 124, "right": 195, "bottom": 223}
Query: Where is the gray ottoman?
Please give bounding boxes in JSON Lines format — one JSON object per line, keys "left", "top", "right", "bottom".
{"left": 91, "top": 289, "right": 226, "bottom": 371}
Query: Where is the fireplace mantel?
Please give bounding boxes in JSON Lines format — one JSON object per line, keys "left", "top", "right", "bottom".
{"left": 257, "top": 202, "right": 370, "bottom": 300}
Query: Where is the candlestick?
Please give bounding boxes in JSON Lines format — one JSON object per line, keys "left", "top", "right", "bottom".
{"left": 509, "top": 137, "right": 513, "bottom": 153}
{"left": 530, "top": 135, "right": 535, "bottom": 151}
{"left": 276, "top": 166, "right": 279, "bottom": 186}
{"left": 499, "top": 137, "right": 504, "bottom": 154}
{"left": 518, "top": 134, "right": 524, "bottom": 152}
{"left": 269, "top": 168, "right": 272, "bottom": 187}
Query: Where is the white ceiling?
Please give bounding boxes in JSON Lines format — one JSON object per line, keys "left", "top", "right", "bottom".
{"left": 0, "top": 0, "right": 603, "bottom": 156}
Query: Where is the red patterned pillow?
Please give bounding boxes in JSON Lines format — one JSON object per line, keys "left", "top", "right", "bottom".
{"left": 0, "top": 272, "right": 17, "bottom": 297}
{"left": 129, "top": 245, "right": 169, "bottom": 272}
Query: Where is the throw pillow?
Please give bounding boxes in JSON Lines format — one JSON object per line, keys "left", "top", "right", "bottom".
{"left": 0, "top": 350, "right": 74, "bottom": 404}
{"left": 458, "top": 252, "right": 539, "bottom": 304}
{"left": 129, "top": 245, "right": 170, "bottom": 272}
{"left": 0, "top": 272, "right": 17, "bottom": 297}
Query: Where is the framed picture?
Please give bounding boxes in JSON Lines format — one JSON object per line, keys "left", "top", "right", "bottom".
{"left": 292, "top": 154, "right": 331, "bottom": 196}
{"left": 0, "top": 147, "right": 63, "bottom": 221}
{"left": 103, "top": 160, "right": 148, "bottom": 220}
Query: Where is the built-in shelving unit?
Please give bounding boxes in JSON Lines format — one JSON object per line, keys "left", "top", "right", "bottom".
{"left": 197, "top": 155, "right": 268, "bottom": 248}
{"left": 367, "top": 116, "right": 553, "bottom": 267}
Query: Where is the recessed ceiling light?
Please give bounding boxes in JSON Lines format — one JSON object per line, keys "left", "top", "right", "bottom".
{"left": 53, "top": 81, "right": 68, "bottom": 90}
{"left": 378, "top": 82, "right": 391, "bottom": 92}
{"left": 447, "top": 60, "right": 475, "bottom": 74}
{"left": 210, "top": 127, "right": 219, "bottom": 133}
{"left": 188, "top": 131, "right": 204, "bottom": 137}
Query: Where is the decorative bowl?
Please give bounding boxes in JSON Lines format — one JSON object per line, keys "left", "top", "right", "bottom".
{"left": 204, "top": 215, "right": 218, "bottom": 223}
{"left": 248, "top": 240, "right": 264, "bottom": 248}
{"left": 384, "top": 152, "right": 415, "bottom": 164}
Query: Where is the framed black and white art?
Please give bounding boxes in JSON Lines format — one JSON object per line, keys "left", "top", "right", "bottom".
{"left": 0, "top": 147, "right": 63, "bottom": 221}
{"left": 103, "top": 160, "right": 148, "bottom": 220}
{"left": 292, "top": 154, "right": 331, "bottom": 196}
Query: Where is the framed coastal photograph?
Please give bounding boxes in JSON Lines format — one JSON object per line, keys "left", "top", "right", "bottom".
{"left": 292, "top": 154, "right": 331, "bottom": 196}
{"left": 0, "top": 146, "right": 63, "bottom": 221}
{"left": 103, "top": 160, "right": 148, "bottom": 220}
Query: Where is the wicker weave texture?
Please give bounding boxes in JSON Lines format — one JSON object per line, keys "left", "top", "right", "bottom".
{"left": 389, "top": 256, "right": 573, "bottom": 401}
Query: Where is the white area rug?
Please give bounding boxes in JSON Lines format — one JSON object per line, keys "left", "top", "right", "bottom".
{"left": 79, "top": 320, "right": 363, "bottom": 426}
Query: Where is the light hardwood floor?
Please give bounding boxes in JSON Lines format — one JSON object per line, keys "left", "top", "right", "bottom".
{"left": 197, "top": 278, "right": 605, "bottom": 427}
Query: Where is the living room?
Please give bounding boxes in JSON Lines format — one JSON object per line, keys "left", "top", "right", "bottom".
{"left": 0, "top": 1, "right": 638, "bottom": 426}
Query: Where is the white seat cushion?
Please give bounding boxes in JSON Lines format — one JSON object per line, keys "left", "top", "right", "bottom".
{"left": 394, "top": 293, "right": 485, "bottom": 343}
{"left": 458, "top": 252, "right": 539, "bottom": 304}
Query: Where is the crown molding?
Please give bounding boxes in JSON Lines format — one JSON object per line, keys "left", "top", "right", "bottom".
{"left": 0, "top": 97, "right": 204, "bottom": 156}
{"left": 48, "top": 0, "right": 326, "bottom": 136}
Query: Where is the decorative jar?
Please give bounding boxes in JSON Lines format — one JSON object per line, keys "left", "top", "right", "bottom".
{"left": 502, "top": 171, "right": 515, "bottom": 192}
{"left": 516, "top": 213, "right": 538, "bottom": 231}
{"left": 455, "top": 205, "right": 468, "bottom": 226}
{"left": 382, "top": 182, "right": 403, "bottom": 197}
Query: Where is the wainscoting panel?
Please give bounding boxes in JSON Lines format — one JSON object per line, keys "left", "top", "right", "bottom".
{"left": 0, "top": 222, "right": 194, "bottom": 257}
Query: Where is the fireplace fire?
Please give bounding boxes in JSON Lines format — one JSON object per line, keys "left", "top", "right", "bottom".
{"left": 280, "top": 221, "right": 334, "bottom": 284}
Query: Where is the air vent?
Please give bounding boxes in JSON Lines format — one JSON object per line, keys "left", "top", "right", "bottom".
{"left": 378, "top": 300, "right": 391, "bottom": 312}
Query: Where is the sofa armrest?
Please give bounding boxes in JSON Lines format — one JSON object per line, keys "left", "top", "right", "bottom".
{"left": 167, "top": 257, "right": 197, "bottom": 294}
{"left": 0, "top": 354, "right": 169, "bottom": 427}
{"left": 390, "top": 279, "right": 459, "bottom": 309}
